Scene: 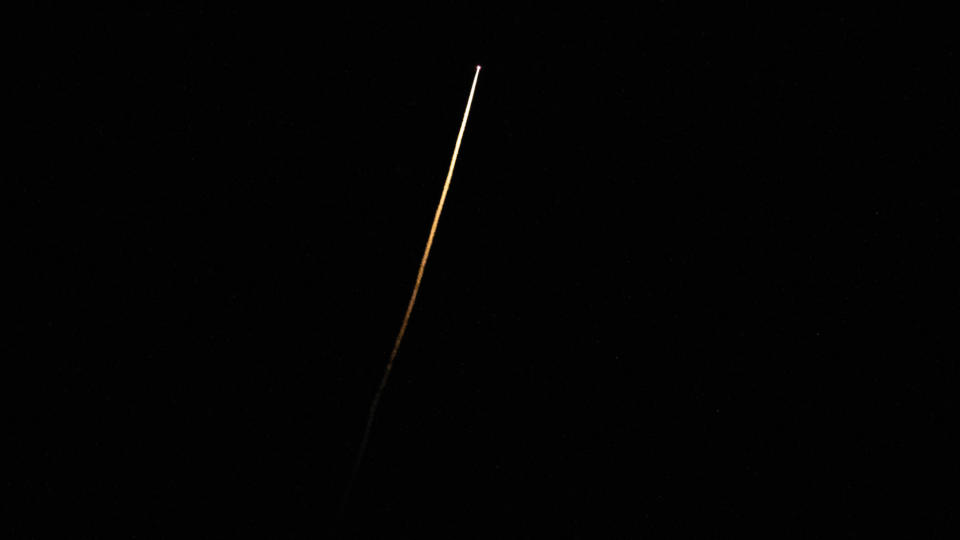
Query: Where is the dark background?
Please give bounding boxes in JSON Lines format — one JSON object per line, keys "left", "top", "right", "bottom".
{"left": 12, "top": 5, "right": 957, "bottom": 537}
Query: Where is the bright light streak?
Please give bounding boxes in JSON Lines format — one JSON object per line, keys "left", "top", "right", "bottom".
{"left": 340, "top": 66, "right": 481, "bottom": 516}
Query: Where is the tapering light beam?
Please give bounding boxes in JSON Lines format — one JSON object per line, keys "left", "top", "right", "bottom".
{"left": 340, "top": 65, "right": 481, "bottom": 514}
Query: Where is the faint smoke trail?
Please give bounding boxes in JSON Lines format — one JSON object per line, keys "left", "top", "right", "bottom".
{"left": 340, "top": 65, "right": 481, "bottom": 516}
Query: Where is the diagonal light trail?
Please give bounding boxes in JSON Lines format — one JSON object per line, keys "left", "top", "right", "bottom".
{"left": 340, "top": 65, "right": 481, "bottom": 516}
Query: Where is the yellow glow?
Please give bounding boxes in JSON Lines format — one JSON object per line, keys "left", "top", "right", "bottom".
{"left": 342, "top": 67, "right": 481, "bottom": 515}
{"left": 388, "top": 64, "right": 482, "bottom": 366}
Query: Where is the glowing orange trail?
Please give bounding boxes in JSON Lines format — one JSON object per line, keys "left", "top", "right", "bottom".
{"left": 341, "top": 65, "right": 481, "bottom": 513}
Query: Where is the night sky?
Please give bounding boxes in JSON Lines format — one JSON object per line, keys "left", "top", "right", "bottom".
{"left": 13, "top": 5, "right": 957, "bottom": 538}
